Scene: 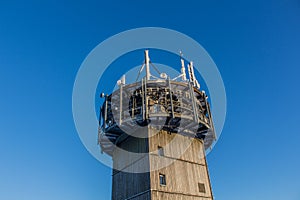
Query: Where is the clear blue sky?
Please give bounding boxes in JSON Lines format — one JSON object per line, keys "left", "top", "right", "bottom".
{"left": 0, "top": 0, "right": 300, "bottom": 199}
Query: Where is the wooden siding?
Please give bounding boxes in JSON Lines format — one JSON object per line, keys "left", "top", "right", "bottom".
{"left": 149, "top": 129, "right": 213, "bottom": 199}
{"left": 112, "top": 171, "right": 150, "bottom": 200}
{"left": 112, "top": 127, "right": 213, "bottom": 200}
{"left": 113, "top": 135, "right": 149, "bottom": 173}
{"left": 112, "top": 132, "right": 151, "bottom": 200}
{"left": 148, "top": 128, "right": 206, "bottom": 164}
{"left": 151, "top": 190, "right": 212, "bottom": 200}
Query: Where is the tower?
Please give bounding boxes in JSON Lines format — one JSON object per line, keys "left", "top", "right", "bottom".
{"left": 98, "top": 50, "right": 216, "bottom": 200}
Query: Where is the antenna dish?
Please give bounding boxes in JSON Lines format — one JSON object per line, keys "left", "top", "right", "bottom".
{"left": 160, "top": 73, "right": 167, "bottom": 79}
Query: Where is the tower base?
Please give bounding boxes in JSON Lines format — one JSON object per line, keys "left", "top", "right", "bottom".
{"left": 112, "top": 128, "right": 213, "bottom": 200}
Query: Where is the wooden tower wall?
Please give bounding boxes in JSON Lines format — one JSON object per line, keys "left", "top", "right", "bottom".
{"left": 111, "top": 127, "right": 213, "bottom": 200}
{"left": 149, "top": 128, "right": 213, "bottom": 200}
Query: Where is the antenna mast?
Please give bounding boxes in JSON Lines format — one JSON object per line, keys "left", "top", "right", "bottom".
{"left": 145, "top": 50, "right": 151, "bottom": 80}
{"left": 188, "top": 61, "right": 195, "bottom": 86}
{"left": 180, "top": 51, "right": 187, "bottom": 81}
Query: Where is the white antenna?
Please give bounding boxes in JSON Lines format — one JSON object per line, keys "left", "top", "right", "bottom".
{"left": 188, "top": 61, "right": 200, "bottom": 88}
{"left": 195, "top": 79, "right": 200, "bottom": 89}
{"left": 190, "top": 61, "right": 196, "bottom": 86}
{"left": 180, "top": 51, "right": 187, "bottom": 81}
{"left": 188, "top": 61, "right": 195, "bottom": 86}
{"left": 121, "top": 75, "right": 126, "bottom": 85}
{"left": 117, "top": 75, "right": 126, "bottom": 86}
{"left": 144, "top": 50, "right": 151, "bottom": 80}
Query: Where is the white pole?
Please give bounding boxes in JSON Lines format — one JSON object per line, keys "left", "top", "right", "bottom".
{"left": 145, "top": 50, "right": 151, "bottom": 80}
{"left": 180, "top": 51, "right": 187, "bottom": 81}
{"left": 181, "top": 58, "right": 186, "bottom": 81}
{"left": 190, "top": 61, "right": 196, "bottom": 87}
{"left": 188, "top": 62, "right": 193, "bottom": 84}
{"left": 121, "top": 75, "right": 126, "bottom": 85}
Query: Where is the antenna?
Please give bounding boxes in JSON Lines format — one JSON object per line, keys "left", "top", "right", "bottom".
{"left": 144, "top": 50, "right": 151, "bottom": 80}
{"left": 195, "top": 79, "right": 200, "bottom": 89}
{"left": 121, "top": 75, "right": 126, "bottom": 85}
{"left": 188, "top": 61, "right": 195, "bottom": 86}
{"left": 117, "top": 75, "right": 126, "bottom": 86}
{"left": 180, "top": 51, "right": 187, "bottom": 81}
{"left": 187, "top": 61, "right": 200, "bottom": 88}
{"left": 190, "top": 61, "right": 196, "bottom": 86}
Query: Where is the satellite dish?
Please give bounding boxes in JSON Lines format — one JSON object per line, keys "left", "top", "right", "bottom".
{"left": 160, "top": 73, "right": 167, "bottom": 79}
{"left": 117, "top": 80, "right": 122, "bottom": 86}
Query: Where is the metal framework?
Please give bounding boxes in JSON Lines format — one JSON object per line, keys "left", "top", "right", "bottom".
{"left": 98, "top": 77, "right": 216, "bottom": 156}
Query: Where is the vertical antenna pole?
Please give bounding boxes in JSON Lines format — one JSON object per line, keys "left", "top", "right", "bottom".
{"left": 180, "top": 51, "right": 187, "bottom": 81}
{"left": 121, "top": 75, "right": 126, "bottom": 85}
{"left": 104, "top": 95, "right": 108, "bottom": 128}
{"left": 168, "top": 77, "right": 175, "bottom": 118}
{"left": 188, "top": 62, "right": 193, "bottom": 84}
{"left": 188, "top": 82, "right": 198, "bottom": 122}
{"left": 119, "top": 83, "right": 123, "bottom": 125}
{"left": 190, "top": 61, "right": 196, "bottom": 87}
{"left": 141, "top": 78, "right": 145, "bottom": 120}
{"left": 145, "top": 50, "right": 151, "bottom": 80}
{"left": 144, "top": 77, "right": 148, "bottom": 120}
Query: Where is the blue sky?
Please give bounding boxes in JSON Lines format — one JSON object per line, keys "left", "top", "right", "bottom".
{"left": 0, "top": 0, "right": 300, "bottom": 199}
